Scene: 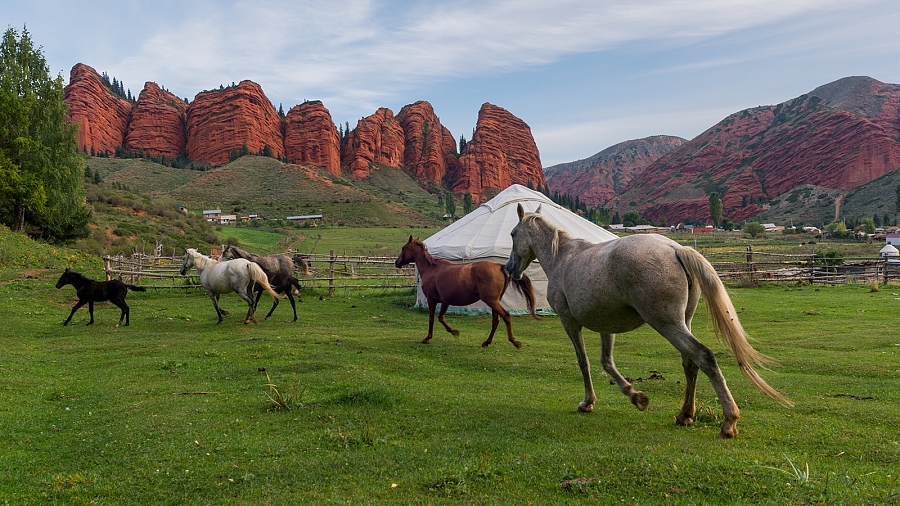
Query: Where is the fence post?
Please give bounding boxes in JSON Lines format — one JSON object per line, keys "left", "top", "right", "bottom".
{"left": 329, "top": 249, "right": 336, "bottom": 297}
{"left": 745, "top": 246, "right": 754, "bottom": 284}
{"left": 105, "top": 257, "right": 112, "bottom": 281}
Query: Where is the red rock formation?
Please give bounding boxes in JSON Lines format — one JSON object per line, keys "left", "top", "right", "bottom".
{"left": 124, "top": 82, "right": 187, "bottom": 159}
{"left": 453, "top": 103, "right": 545, "bottom": 201}
{"left": 342, "top": 108, "right": 405, "bottom": 179}
{"left": 611, "top": 76, "right": 900, "bottom": 224}
{"left": 185, "top": 81, "right": 284, "bottom": 166}
{"left": 283, "top": 101, "right": 341, "bottom": 175}
{"left": 544, "top": 136, "right": 685, "bottom": 207}
{"left": 63, "top": 63, "right": 133, "bottom": 155}
{"left": 396, "top": 101, "right": 459, "bottom": 183}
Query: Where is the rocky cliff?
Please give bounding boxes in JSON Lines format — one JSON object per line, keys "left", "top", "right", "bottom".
{"left": 341, "top": 108, "right": 405, "bottom": 179}
{"left": 611, "top": 76, "right": 900, "bottom": 224}
{"left": 64, "top": 64, "right": 547, "bottom": 202}
{"left": 124, "top": 82, "right": 187, "bottom": 159}
{"left": 185, "top": 81, "right": 284, "bottom": 166}
{"left": 544, "top": 136, "right": 685, "bottom": 207}
{"left": 283, "top": 101, "right": 341, "bottom": 175}
{"left": 454, "top": 103, "right": 545, "bottom": 201}
{"left": 396, "top": 101, "right": 459, "bottom": 184}
{"left": 63, "top": 63, "right": 133, "bottom": 155}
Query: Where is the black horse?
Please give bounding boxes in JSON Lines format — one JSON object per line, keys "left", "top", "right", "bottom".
{"left": 55, "top": 268, "right": 146, "bottom": 326}
{"left": 254, "top": 273, "right": 304, "bottom": 321}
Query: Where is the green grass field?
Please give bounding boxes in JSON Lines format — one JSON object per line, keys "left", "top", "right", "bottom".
{"left": 2, "top": 259, "right": 899, "bottom": 503}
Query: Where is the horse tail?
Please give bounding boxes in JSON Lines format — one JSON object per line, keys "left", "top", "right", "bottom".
{"left": 125, "top": 284, "right": 146, "bottom": 292}
{"left": 295, "top": 256, "right": 310, "bottom": 276}
{"left": 248, "top": 263, "right": 283, "bottom": 301}
{"left": 511, "top": 274, "right": 539, "bottom": 320}
{"left": 676, "top": 247, "right": 792, "bottom": 407}
{"left": 502, "top": 265, "right": 539, "bottom": 320}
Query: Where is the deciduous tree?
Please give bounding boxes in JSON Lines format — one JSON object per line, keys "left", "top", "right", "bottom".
{"left": 0, "top": 26, "right": 90, "bottom": 239}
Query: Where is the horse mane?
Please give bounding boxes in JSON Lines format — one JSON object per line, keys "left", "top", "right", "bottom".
{"left": 415, "top": 240, "right": 438, "bottom": 267}
{"left": 523, "top": 213, "right": 570, "bottom": 259}
{"left": 67, "top": 270, "right": 92, "bottom": 283}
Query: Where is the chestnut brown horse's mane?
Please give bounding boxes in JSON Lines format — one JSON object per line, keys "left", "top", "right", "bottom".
{"left": 411, "top": 239, "right": 437, "bottom": 267}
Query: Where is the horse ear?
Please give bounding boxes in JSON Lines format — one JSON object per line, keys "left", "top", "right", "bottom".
{"left": 535, "top": 204, "right": 542, "bottom": 215}
{"left": 407, "top": 235, "right": 414, "bottom": 243}
{"left": 517, "top": 203, "right": 525, "bottom": 220}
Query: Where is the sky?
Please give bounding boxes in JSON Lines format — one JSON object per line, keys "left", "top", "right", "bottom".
{"left": 5, "top": 0, "right": 900, "bottom": 166}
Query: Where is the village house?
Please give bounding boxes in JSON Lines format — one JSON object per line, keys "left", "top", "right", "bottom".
{"left": 887, "top": 232, "right": 900, "bottom": 246}
{"left": 287, "top": 214, "right": 323, "bottom": 225}
{"left": 220, "top": 214, "right": 237, "bottom": 225}
{"left": 203, "top": 210, "right": 222, "bottom": 224}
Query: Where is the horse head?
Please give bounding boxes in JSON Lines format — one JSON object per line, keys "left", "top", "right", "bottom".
{"left": 180, "top": 249, "right": 197, "bottom": 275}
{"left": 506, "top": 204, "right": 543, "bottom": 280}
{"left": 55, "top": 268, "right": 73, "bottom": 289}
{"left": 219, "top": 245, "right": 235, "bottom": 261}
{"left": 395, "top": 236, "right": 427, "bottom": 268}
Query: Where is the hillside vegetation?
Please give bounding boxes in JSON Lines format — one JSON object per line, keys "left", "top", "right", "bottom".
{"left": 87, "top": 155, "right": 445, "bottom": 228}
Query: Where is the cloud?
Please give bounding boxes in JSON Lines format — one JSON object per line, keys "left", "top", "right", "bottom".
{"left": 112, "top": 0, "right": 858, "bottom": 103}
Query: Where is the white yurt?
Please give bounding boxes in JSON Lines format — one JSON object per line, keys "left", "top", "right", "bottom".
{"left": 880, "top": 243, "right": 899, "bottom": 263}
{"left": 417, "top": 184, "right": 618, "bottom": 313}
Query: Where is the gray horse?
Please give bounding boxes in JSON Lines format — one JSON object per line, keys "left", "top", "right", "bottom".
{"left": 220, "top": 245, "right": 310, "bottom": 279}
{"left": 504, "top": 204, "right": 790, "bottom": 438}
{"left": 180, "top": 248, "right": 281, "bottom": 324}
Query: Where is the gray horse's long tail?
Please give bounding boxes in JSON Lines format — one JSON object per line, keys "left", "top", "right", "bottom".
{"left": 676, "top": 247, "right": 792, "bottom": 407}
{"left": 247, "top": 263, "right": 283, "bottom": 301}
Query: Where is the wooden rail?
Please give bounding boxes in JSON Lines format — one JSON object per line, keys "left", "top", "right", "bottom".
{"left": 103, "top": 246, "right": 900, "bottom": 292}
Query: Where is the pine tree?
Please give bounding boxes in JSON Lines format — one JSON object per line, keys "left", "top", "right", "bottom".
{"left": 463, "top": 192, "right": 474, "bottom": 214}
{"left": 0, "top": 26, "right": 90, "bottom": 238}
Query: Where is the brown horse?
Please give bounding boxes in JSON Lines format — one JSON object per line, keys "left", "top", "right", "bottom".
{"left": 395, "top": 236, "right": 537, "bottom": 348}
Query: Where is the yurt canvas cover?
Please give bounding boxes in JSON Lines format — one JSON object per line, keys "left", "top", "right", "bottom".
{"left": 417, "top": 184, "right": 618, "bottom": 313}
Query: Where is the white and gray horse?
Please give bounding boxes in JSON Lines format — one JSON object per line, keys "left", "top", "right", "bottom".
{"left": 180, "top": 248, "right": 281, "bottom": 324}
{"left": 505, "top": 204, "right": 791, "bottom": 438}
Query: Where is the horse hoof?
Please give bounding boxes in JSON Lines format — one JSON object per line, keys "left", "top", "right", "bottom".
{"left": 421, "top": 338, "right": 431, "bottom": 344}
{"left": 451, "top": 330, "right": 460, "bottom": 338}
{"left": 511, "top": 340, "right": 523, "bottom": 349}
{"left": 577, "top": 402, "right": 593, "bottom": 413}
{"left": 718, "top": 427, "right": 738, "bottom": 439}
{"left": 675, "top": 415, "right": 694, "bottom": 426}
{"left": 631, "top": 392, "right": 649, "bottom": 411}
{"left": 481, "top": 341, "right": 490, "bottom": 348}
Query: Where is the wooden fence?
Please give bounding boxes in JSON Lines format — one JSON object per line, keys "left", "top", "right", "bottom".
{"left": 705, "top": 247, "right": 900, "bottom": 285}
{"left": 104, "top": 249, "right": 417, "bottom": 296}
{"left": 104, "top": 246, "right": 900, "bottom": 293}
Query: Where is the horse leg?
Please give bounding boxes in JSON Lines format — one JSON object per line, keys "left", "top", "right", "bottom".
{"left": 237, "top": 288, "right": 259, "bottom": 324}
{"left": 675, "top": 352, "right": 700, "bottom": 426}
{"left": 653, "top": 322, "right": 740, "bottom": 438}
{"left": 561, "top": 314, "right": 595, "bottom": 412}
{"left": 422, "top": 302, "right": 437, "bottom": 344}
{"left": 483, "top": 301, "right": 520, "bottom": 349}
{"left": 601, "top": 333, "right": 648, "bottom": 411}
{"left": 286, "top": 292, "right": 297, "bottom": 321}
{"left": 437, "top": 303, "right": 459, "bottom": 338}
{"left": 209, "top": 293, "right": 225, "bottom": 323}
{"left": 87, "top": 301, "right": 95, "bottom": 325}
{"left": 481, "top": 310, "right": 501, "bottom": 347}
{"left": 112, "top": 298, "right": 129, "bottom": 327}
{"left": 265, "top": 294, "right": 281, "bottom": 320}
{"left": 676, "top": 285, "right": 701, "bottom": 426}
{"left": 63, "top": 300, "right": 87, "bottom": 326}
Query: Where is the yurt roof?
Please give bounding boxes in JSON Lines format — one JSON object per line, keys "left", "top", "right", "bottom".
{"left": 880, "top": 243, "right": 899, "bottom": 256}
{"left": 425, "top": 184, "right": 618, "bottom": 260}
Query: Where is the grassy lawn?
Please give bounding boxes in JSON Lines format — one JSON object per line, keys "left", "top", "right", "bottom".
{"left": 1, "top": 268, "right": 899, "bottom": 503}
